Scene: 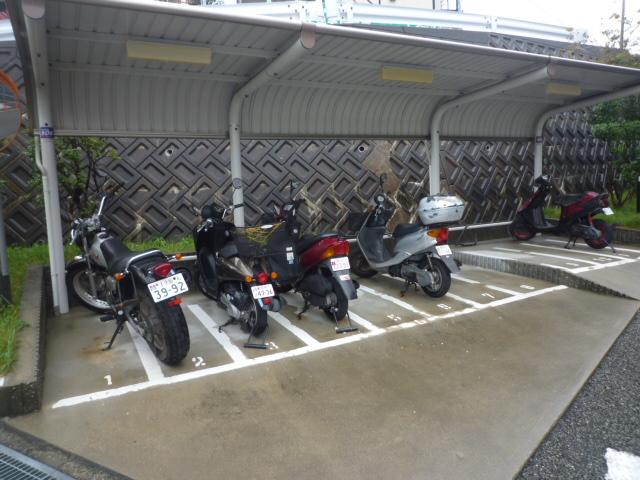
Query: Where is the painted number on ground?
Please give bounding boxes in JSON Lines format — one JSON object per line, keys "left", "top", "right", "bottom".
{"left": 437, "top": 304, "right": 452, "bottom": 310}
{"left": 104, "top": 375, "right": 112, "bottom": 386}
{"left": 387, "top": 314, "right": 402, "bottom": 322}
{"left": 481, "top": 292, "right": 495, "bottom": 299}
{"left": 192, "top": 357, "right": 206, "bottom": 368}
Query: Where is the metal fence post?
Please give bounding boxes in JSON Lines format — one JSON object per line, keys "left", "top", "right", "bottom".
{"left": 0, "top": 184, "right": 11, "bottom": 303}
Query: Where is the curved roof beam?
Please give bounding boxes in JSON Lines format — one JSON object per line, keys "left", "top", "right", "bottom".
{"left": 429, "top": 66, "right": 553, "bottom": 195}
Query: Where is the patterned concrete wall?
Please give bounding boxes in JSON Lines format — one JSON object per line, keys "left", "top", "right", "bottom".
{"left": 0, "top": 35, "right": 611, "bottom": 244}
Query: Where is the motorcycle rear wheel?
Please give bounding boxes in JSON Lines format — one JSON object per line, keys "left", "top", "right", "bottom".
{"left": 421, "top": 257, "right": 451, "bottom": 298}
{"left": 323, "top": 278, "right": 348, "bottom": 322}
{"left": 136, "top": 292, "right": 190, "bottom": 365}
{"left": 585, "top": 219, "right": 612, "bottom": 250}
{"left": 66, "top": 262, "right": 111, "bottom": 313}
{"left": 241, "top": 302, "right": 268, "bottom": 336}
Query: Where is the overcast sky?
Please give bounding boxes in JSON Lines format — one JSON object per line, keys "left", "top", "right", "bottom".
{"left": 461, "top": 0, "right": 640, "bottom": 47}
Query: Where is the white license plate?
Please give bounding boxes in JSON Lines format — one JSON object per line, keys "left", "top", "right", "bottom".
{"left": 603, "top": 207, "right": 614, "bottom": 215}
{"left": 147, "top": 273, "right": 189, "bottom": 303}
{"left": 330, "top": 257, "right": 351, "bottom": 271}
{"left": 251, "top": 283, "right": 275, "bottom": 299}
{"left": 435, "top": 244, "right": 453, "bottom": 256}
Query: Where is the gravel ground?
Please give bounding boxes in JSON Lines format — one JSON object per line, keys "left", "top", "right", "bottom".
{"left": 517, "top": 310, "right": 640, "bottom": 480}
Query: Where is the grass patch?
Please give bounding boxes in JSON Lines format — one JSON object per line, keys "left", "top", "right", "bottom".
{"left": 0, "top": 236, "right": 194, "bottom": 375}
{"left": 545, "top": 196, "right": 640, "bottom": 229}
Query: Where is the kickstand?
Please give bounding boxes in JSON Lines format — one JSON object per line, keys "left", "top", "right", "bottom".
{"left": 244, "top": 319, "right": 269, "bottom": 349}
{"left": 218, "top": 317, "right": 236, "bottom": 333}
{"left": 334, "top": 309, "right": 358, "bottom": 335}
{"left": 103, "top": 316, "right": 126, "bottom": 351}
{"left": 400, "top": 280, "right": 410, "bottom": 297}
{"left": 296, "top": 301, "right": 310, "bottom": 320}
{"left": 605, "top": 239, "right": 618, "bottom": 254}
{"left": 564, "top": 236, "right": 578, "bottom": 249}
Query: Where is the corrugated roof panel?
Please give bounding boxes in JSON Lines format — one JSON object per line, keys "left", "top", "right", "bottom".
{"left": 14, "top": 0, "right": 640, "bottom": 139}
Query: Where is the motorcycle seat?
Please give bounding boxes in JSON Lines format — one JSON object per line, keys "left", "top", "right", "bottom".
{"left": 296, "top": 232, "right": 339, "bottom": 253}
{"left": 100, "top": 237, "right": 160, "bottom": 274}
{"left": 556, "top": 194, "right": 584, "bottom": 207}
{"left": 393, "top": 223, "right": 421, "bottom": 239}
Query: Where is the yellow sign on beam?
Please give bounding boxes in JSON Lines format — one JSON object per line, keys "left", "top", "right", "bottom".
{"left": 381, "top": 66, "right": 434, "bottom": 84}
{"left": 546, "top": 82, "right": 582, "bottom": 96}
{"left": 126, "top": 41, "right": 212, "bottom": 65}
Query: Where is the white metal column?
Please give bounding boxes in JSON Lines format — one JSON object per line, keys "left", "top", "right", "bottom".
{"left": 429, "top": 66, "right": 552, "bottom": 195}
{"left": 24, "top": 0, "right": 69, "bottom": 314}
{"left": 228, "top": 26, "right": 316, "bottom": 226}
{"left": 533, "top": 83, "right": 640, "bottom": 178}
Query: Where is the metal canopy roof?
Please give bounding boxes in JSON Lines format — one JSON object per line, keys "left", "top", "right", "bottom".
{"left": 12, "top": 0, "right": 640, "bottom": 140}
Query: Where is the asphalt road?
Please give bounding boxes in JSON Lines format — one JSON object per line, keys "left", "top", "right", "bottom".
{"left": 517, "top": 311, "right": 640, "bottom": 480}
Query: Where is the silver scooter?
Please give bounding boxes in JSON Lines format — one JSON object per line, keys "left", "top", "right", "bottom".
{"left": 350, "top": 175, "right": 461, "bottom": 298}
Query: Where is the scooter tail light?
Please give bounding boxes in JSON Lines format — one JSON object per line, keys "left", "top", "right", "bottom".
{"left": 263, "top": 297, "right": 272, "bottom": 305}
{"left": 428, "top": 228, "right": 449, "bottom": 245}
{"left": 257, "top": 272, "right": 270, "bottom": 285}
{"left": 244, "top": 275, "right": 254, "bottom": 284}
{"left": 153, "top": 262, "right": 173, "bottom": 278}
{"left": 322, "top": 240, "right": 350, "bottom": 260}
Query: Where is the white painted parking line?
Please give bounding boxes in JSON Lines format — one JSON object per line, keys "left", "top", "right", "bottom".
{"left": 348, "top": 311, "right": 385, "bottom": 333}
{"left": 188, "top": 305, "right": 247, "bottom": 363}
{"left": 605, "top": 448, "right": 640, "bottom": 480}
{"left": 359, "top": 284, "right": 433, "bottom": 318}
{"left": 486, "top": 285, "right": 521, "bottom": 296}
{"left": 51, "top": 285, "right": 568, "bottom": 410}
{"left": 268, "top": 312, "right": 320, "bottom": 346}
{"left": 494, "top": 247, "right": 600, "bottom": 265}
{"left": 570, "top": 258, "right": 637, "bottom": 274}
{"left": 541, "top": 238, "right": 640, "bottom": 255}
{"left": 445, "top": 292, "right": 483, "bottom": 308}
{"left": 523, "top": 242, "right": 633, "bottom": 261}
{"left": 451, "top": 275, "right": 481, "bottom": 284}
{"left": 566, "top": 262, "right": 580, "bottom": 267}
{"left": 520, "top": 285, "right": 535, "bottom": 290}
{"left": 125, "top": 323, "right": 165, "bottom": 382}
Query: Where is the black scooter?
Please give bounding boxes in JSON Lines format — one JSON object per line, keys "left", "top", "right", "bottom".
{"left": 194, "top": 203, "right": 286, "bottom": 348}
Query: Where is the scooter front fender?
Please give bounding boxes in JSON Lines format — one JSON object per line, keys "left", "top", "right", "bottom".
{"left": 321, "top": 260, "right": 358, "bottom": 300}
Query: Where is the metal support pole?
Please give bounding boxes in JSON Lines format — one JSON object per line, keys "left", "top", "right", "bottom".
{"left": 228, "top": 25, "right": 315, "bottom": 226}
{"left": 429, "top": 66, "right": 552, "bottom": 195}
{"left": 0, "top": 186, "right": 11, "bottom": 303}
{"left": 534, "top": 82, "right": 640, "bottom": 181}
{"left": 24, "top": 1, "right": 69, "bottom": 314}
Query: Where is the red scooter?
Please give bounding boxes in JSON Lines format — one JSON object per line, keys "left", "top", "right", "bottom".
{"left": 262, "top": 181, "right": 359, "bottom": 334}
{"left": 509, "top": 175, "right": 615, "bottom": 250}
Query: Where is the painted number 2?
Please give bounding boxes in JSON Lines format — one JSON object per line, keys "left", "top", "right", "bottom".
{"left": 192, "top": 356, "right": 206, "bottom": 368}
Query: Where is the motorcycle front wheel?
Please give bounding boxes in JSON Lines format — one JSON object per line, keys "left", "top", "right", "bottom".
{"left": 66, "top": 262, "right": 111, "bottom": 313}
{"left": 421, "top": 257, "right": 452, "bottom": 298}
{"left": 508, "top": 220, "right": 537, "bottom": 241}
{"left": 135, "top": 291, "right": 190, "bottom": 365}
{"left": 349, "top": 250, "right": 377, "bottom": 278}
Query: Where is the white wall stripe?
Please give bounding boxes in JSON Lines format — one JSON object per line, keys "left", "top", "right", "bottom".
{"left": 0, "top": 376, "right": 5, "bottom": 387}
{"left": 124, "top": 322, "right": 165, "bottom": 382}
{"left": 188, "top": 304, "right": 247, "bottom": 363}
{"left": 268, "top": 311, "right": 320, "bottom": 346}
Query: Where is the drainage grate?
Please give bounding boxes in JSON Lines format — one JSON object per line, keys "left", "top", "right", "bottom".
{"left": 0, "top": 444, "right": 74, "bottom": 480}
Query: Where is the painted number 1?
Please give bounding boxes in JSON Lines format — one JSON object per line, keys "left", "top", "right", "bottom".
{"left": 104, "top": 374, "right": 112, "bottom": 386}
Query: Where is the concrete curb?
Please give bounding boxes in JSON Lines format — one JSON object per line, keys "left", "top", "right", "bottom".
{"left": 0, "top": 265, "right": 46, "bottom": 417}
{"left": 614, "top": 226, "right": 640, "bottom": 245}
{"left": 454, "top": 250, "right": 635, "bottom": 300}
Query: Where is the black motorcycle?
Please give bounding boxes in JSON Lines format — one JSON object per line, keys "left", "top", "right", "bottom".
{"left": 194, "top": 203, "right": 286, "bottom": 348}
{"left": 66, "top": 193, "right": 190, "bottom": 365}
